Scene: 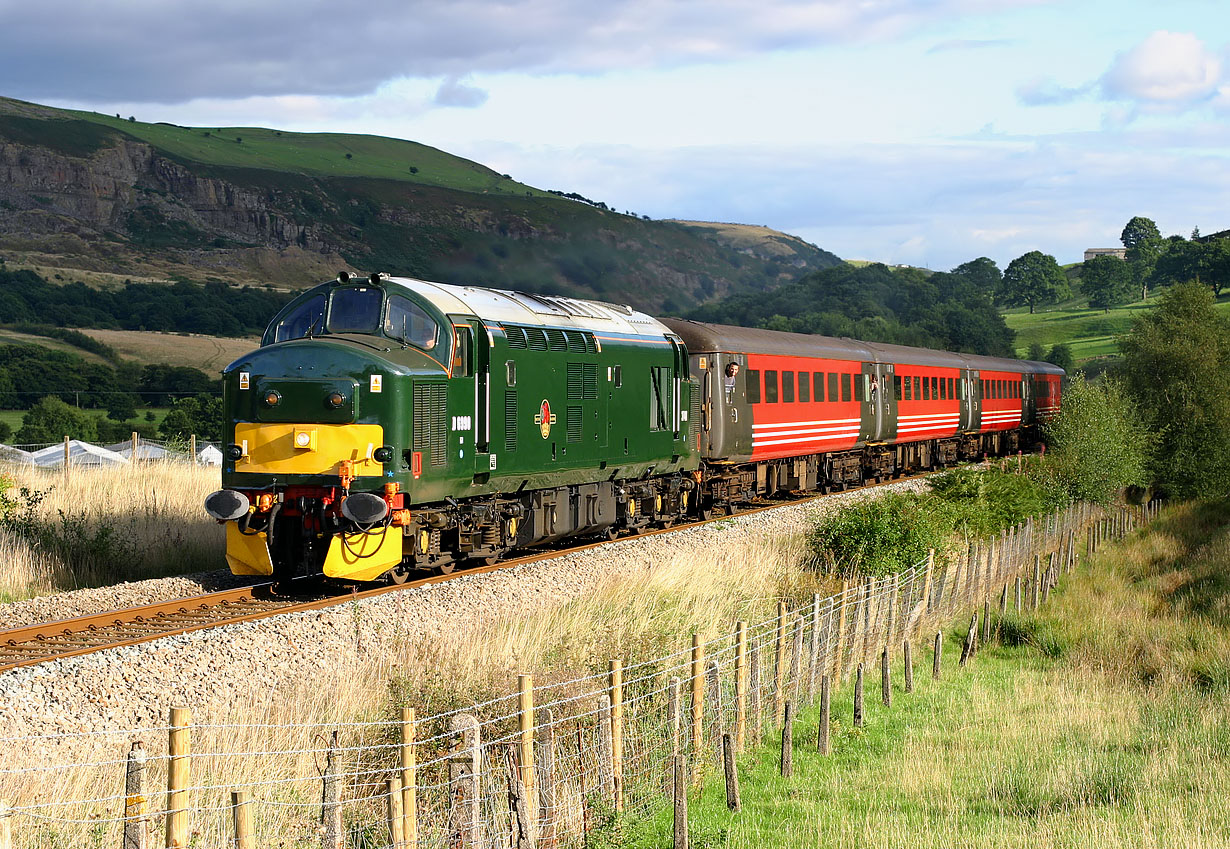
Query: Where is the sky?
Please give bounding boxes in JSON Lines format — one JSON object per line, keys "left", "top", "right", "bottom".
{"left": 3, "top": 0, "right": 1229, "bottom": 270}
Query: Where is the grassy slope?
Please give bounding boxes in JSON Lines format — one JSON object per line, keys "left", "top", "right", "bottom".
{"left": 624, "top": 500, "right": 1230, "bottom": 848}
{"left": 1004, "top": 293, "right": 1230, "bottom": 364}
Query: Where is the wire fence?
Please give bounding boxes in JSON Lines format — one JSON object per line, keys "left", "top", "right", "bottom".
{"left": 0, "top": 435, "right": 222, "bottom": 467}
{"left": 0, "top": 499, "right": 1158, "bottom": 849}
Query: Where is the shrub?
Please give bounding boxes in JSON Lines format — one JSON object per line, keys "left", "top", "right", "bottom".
{"left": 1044, "top": 375, "right": 1152, "bottom": 504}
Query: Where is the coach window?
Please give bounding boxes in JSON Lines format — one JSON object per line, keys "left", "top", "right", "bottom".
{"left": 782, "top": 370, "right": 795, "bottom": 403}
{"left": 747, "top": 369, "right": 761, "bottom": 404}
{"left": 939, "top": 378, "right": 947, "bottom": 400}
{"left": 957, "top": 379, "right": 965, "bottom": 399}
{"left": 828, "top": 373, "right": 838, "bottom": 403}
{"left": 765, "top": 370, "right": 779, "bottom": 403}
{"left": 840, "top": 373, "right": 851, "bottom": 402}
{"left": 798, "top": 372, "right": 810, "bottom": 403}
{"left": 853, "top": 374, "right": 863, "bottom": 402}
{"left": 922, "top": 377, "right": 930, "bottom": 400}
{"left": 813, "top": 372, "right": 824, "bottom": 402}
{"left": 894, "top": 375, "right": 903, "bottom": 401}
{"left": 902, "top": 375, "right": 912, "bottom": 400}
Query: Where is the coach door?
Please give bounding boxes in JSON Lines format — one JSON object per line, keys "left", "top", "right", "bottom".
{"left": 961, "top": 369, "right": 980, "bottom": 431}
{"left": 861, "top": 362, "right": 891, "bottom": 442}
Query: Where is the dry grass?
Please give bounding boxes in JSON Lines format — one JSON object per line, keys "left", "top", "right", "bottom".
{"left": 0, "top": 460, "right": 224, "bottom": 601}
{"left": 0, "top": 527, "right": 823, "bottom": 848}
{"left": 78, "top": 328, "right": 258, "bottom": 370}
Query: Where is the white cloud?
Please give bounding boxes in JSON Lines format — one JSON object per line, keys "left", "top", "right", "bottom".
{"left": 0, "top": 0, "right": 1043, "bottom": 103}
{"left": 1016, "top": 77, "right": 1089, "bottom": 106}
{"left": 1101, "top": 30, "right": 1222, "bottom": 104}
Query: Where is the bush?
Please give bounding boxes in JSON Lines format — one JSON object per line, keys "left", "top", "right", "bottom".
{"left": 1044, "top": 375, "right": 1152, "bottom": 504}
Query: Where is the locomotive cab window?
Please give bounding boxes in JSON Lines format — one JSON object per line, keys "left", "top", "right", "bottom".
{"left": 452, "top": 326, "right": 474, "bottom": 376}
{"left": 273, "top": 294, "right": 326, "bottom": 342}
{"left": 506, "top": 360, "right": 517, "bottom": 386}
{"left": 385, "top": 296, "right": 439, "bottom": 350}
{"left": 327, "top": 287, "right": 383, "bottom": 334}
{"left": 649, "top": 365, "right": 673, "bottom": 431}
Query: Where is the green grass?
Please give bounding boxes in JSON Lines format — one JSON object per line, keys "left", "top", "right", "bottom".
{"left": 0, "top": 97, "right": 550, "bottom": 198}
{"left": 0, "top": 408, "right": 171, "bottom": 439}
{"left": 617, "top": 500, "right": 1230, "bottom": 848}
{"left": 1004, "top": 293, "right": 1230, "bottom": 364}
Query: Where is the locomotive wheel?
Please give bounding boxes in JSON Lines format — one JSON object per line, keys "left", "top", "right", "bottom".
{"left": 605, "top": 526, "right": 621, "bottom": 540}
{"left": 387, "top": 565, "right": 412, "bottom": 585}
{"left": 437, "top": 560, "right": 457, "bottom": 575}
{"left": 470, "top": 555, "right": 499, "bottom": 568}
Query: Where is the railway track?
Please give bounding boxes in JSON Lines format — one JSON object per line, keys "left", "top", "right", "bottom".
{"left": 0, "top": 472, "right": 932, "bottom": 673}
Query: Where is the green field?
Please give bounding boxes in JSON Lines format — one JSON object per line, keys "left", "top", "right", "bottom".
{"left": 1004, "top": 292, "right": 1230, "bottom": 364}
{"left": 622, "top": 500, "right": 1230, "bottom": 848}
{"left": 0, "top": 407, "right": 172, "bottom": 440}
{"left": 2, "top": 99, "right": 550, "bottom": 198}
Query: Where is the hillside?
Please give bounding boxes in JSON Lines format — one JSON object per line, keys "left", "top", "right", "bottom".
{"left": 0, "top": 96, "right": 841, "bottom": 313}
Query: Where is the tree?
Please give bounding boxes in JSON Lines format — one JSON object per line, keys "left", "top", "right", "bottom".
{"left": 950, "top": 257, "right": 1001, "bottom": 299}
{"left": 16, "top": 396, "right": 99, "bottom": 443}
{"left": 1045, "top": 343, "right": 1074, "bottom": 372}
{"left": 1120, "top": 216, "right": 1161, "bottom": 250}
{"left": 1119, "top": 282, "right": 1230, "bottom": 496}
{"left": 1044, "top": 375, "right": 1151, "bottom": 504}
{"left": 1121, "top": 216, "right": 1163, "bottom": 300}
{"left": 1000, "top": 251, "right": 1070, "bottom": 314}
{"left": 1080, "top": 255, "right": 1133, "bottom": 311}
{"left": 1027, "top": 342, "right": 1047, "bottom": 361}
{"left": 159, "top": 395, "right": 223, "bottom": 441}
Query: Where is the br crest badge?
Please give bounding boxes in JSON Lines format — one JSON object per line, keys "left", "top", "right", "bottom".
{"left": 534, "top": 399, "right": 557, "bottom": 439}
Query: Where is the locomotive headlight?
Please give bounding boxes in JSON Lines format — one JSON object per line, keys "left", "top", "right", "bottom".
{"left": 327, "top": 391, "right": 347, "bottom": 408}
{"left": 373, "top": 446, "right": 394, "bottom": 463}
{"left": 263, "top": 390, "right": 281, "bottom": 407}
{"left": 204, "top": 489, "right": 249, "bottom": 522}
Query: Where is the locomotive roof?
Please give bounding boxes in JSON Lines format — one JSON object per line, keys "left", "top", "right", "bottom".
{"left": 660, "top": 318, "right": 1065, "bottom": 376}
{"left": 383, "top": 276, "right": 671, "bottom": 338}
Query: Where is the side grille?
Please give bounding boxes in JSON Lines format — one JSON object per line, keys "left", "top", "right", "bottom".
{"left": 547, "top": 329, "right": 568, "bottom": 351}
{"left": 502, "top": 325, "right": 528, "bottom": 349}
{"left": 504, "top": 391, "right": 518, "bottom": 452}
{"left": 689, "top": 378, "right": 701, "bottom": 437}
{"left": 566, "top": 405, "right": 583, "bottom": 443}
{"left": 583, "top": 363, "right": 598, "bottom": 399}
{"left": 526, "top": 327, "right": 548, "bottom": 351}
{"left": 412, "top": 383, "right": 448, "bottom": 466}
{"left": 566, "top": 363, "right": 583, "bottom": 400}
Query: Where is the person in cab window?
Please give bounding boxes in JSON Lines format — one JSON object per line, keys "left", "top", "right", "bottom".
{"left": 724, "top": 362, "right": 740, "bottom": 402}
{"left": 869, "top": 374, "right": 879, "bottom": 403}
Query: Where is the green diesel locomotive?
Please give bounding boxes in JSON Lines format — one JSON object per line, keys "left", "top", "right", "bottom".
{"left": 205, "top": 273, "right": 699, "bottom": 583}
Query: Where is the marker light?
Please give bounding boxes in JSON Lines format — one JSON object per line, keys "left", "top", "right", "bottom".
{"left": 327, "top": 391, "right": 347, "bottom": 408}
{"left": 263, "top": 390, "right": 281, "bottom": 407}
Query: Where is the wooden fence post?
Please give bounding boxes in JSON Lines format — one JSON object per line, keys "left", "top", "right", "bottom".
{"left": 922, "top": 549, "right": 936, "bottom": 615}
{"left": 789, "top": 614, "right": 804, "bottom": 703}
{"left": 232, "top": 790, "right": 254, "bottom": 849}
{"left": 449, "top": 713, "right": 482, "bottom": 849}
{"left": 1032, "top": 555, "right": 1041, "bottom": 611}
{"left": 734, "top": 621, "right": 747, "bottom": 751}
{"left": 773, "top": 602, "right": 788, "bottom": 728}
{"left": 853, "top": 664, "right": 865, "bottom": 727}
{"left": 807, "top": 594, "right": 822, "bottom": 700}
{"left": 189, "top": 433, "right": 197, "bottom": 465}
{"left": 387, "top": 777, "right": 405, "bottom": 849}
{"left": 982, "top": 600, "right": 991, "bottom": 645}
{"left": 881, "top": 647, "right": 891, "bottom": 707}
{"left": 537, "top": 708, "right": 557, "bottom": 849}
{"left": 780, "top": 701, "right": 794, "bottom": 778}
{"left": 321, "top": 730, "right": 343, "bottom": 849}
{"left": 818, "top": 675, "right": 831, "bottom": 755}
{"left": 1014, "top": 576, "right": 1022, "bottom": 613}
{"left": 932, "top": 631, "right": 942, "bottom": 680}
{"left": 705, "top": 659, "right": 723, "bottom": 766}
{"left": 691, "top": 635, "right": 704, "bottom": 764}
{"left": 519, "top": 674, "right": 538, "bottom": 825}
{"left": 401, "top": 707, "right": 417, "bottom": 849}
{"left": 960, "top": 613, "right": 978, "bottom": 667}
{"left": 504, "top": 748, "right": 533, "bottom": 849}
{"left": 903, "top": 640, "right": 914, "bottom": 694}
{"left": 723, "top": 734, "right": 741, "bottom": 811}
{"left": 596, "top": 696, "right": 615, "bottom": 802}
{"left": 124, "top": 741, "right": 148, "bottom": 849}
{"left": 748, "top": 639, "right": 762, "bottom": 747}
{"left": 834, "top": 582, "right": 850, "bottom": 682}
{"left": 673, "top": 755, "right": 688, "bottom": 849}
{"left": 166, "top": 707, "right": 191, "bottom": 849}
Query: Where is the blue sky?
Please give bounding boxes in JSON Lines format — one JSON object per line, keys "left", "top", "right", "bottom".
{"left": 5, "top": 0, "right": 1229, "bottom": 270}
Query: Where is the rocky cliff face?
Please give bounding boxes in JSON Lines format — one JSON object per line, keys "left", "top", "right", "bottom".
{"left": 0, "top": 115, "right": 839, "bottom": 310}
